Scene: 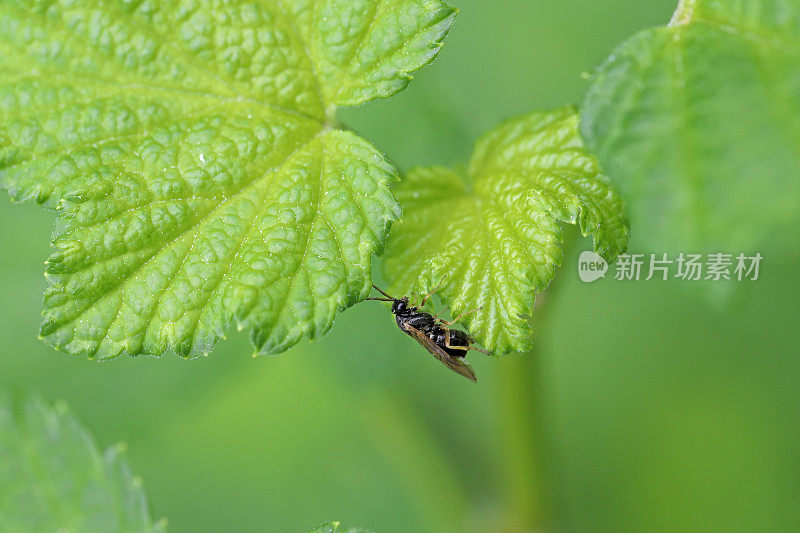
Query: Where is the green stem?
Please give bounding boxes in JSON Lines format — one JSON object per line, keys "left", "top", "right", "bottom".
{"left": 498, "top": 353, "right": 549, "bottom": 533}
{"left": 493, "top": 234, "right": 576, "bottom": 532}
{"left": 493, "top": 306, "right": 554, "bottom": 532}
{"left": 360, "top": 393, "right": 471, "bottom": 532}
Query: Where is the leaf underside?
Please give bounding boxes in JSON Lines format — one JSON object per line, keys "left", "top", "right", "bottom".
{"left": 582, "top": 0, "right": 800, "bottom": 253}
{"left": 383, "top": 107, "right": 629, "bottom": 355}
{"left": 0, "top": 394, "right": 163, "bottom": 532}
{"left": 0, "top": 0, "right": 457, "bottom": 358}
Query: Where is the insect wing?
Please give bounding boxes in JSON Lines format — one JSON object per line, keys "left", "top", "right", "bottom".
{"left": 401, "top": 323, "right": 477, "bottom": 382}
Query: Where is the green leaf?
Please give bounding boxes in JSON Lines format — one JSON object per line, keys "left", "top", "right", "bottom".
{"left": 310, "top": 522, "right": 372, "bottom": 533}
{"left": 0, "top": 394, "right": 164, "bottom": 532}
{"left": 582, "top": 0, "right": 800, "bottom": 254}
{"left": 383, "top": 107, "right": 629, "bottom": 355}
{"left": 0, "top": 0, "right": 457, "bottom": 358}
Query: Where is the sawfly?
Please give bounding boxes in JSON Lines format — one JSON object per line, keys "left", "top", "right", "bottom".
{"left": 367, "top": 283, "right": 488, "bottom": 382}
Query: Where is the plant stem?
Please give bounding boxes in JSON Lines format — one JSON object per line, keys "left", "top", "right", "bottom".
{"left": 493, "top": 234, "right": 575, "bottom": 532}
{"left": 494, "top": 353, "right": 552, "bottom": 531}
{"left": 360, "top": 393, "right": 471, "bottom": 532}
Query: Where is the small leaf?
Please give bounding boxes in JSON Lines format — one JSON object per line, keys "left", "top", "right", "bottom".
{"left": 311, "top": 522, "right": 341, "bottom": 533}
{"left": 0, "top": 0, "right": 457, "bottom": 358}
{"left": 0, "top": 394, "right": 164, "bottom": 532}
{"left": 582, "top": 0, "right": 800, "bottom": 253}
{"left": 383, "top": 107, "right": 629, "bottom": 354}
{"left": 310, "top": 522, "right": 372, "bottom": 533}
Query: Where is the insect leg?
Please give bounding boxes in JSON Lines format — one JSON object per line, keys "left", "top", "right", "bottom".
{"left": 432, "top": 307, "right": 450, "bottom": 320}
{"left": 465, "top": 346, "right": 490, "bottom": 355}
{"left": 440, "top": 326, "right": 489, "bottom": 355}
{"left": 419, "top": 275, "right": 449, "bottom": 307}
{"left": 438, "top": 306, "right": 482, "bottom": 326}
{"left": 440, "top": 324, "right": 471, "bottom": 352}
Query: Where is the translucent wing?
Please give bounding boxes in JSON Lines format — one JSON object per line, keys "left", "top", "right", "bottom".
{"left": 400, "top": 322, "right": 477, "bottom": 382}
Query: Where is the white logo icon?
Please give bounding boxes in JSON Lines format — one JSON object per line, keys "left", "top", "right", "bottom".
{"left": 578, "top": 251, "right": 608, "bottom": 283}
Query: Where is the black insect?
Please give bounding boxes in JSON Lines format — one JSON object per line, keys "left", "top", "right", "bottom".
{"left": 368, "top": 283, "right": 487, "bottom": 382}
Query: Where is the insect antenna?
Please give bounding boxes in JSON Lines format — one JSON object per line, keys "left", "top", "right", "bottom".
{"left": 365, "top": 297, "right": 394, "bottom": 302}
{"left": 371, "top": 284, "right": 395, "bottom": 300}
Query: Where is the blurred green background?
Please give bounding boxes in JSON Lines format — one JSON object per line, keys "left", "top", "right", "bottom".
{"left": 2, "top": 1, "right": 798, "bottom": 532}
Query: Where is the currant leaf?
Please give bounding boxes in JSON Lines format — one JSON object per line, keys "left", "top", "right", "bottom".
{"left": 0, "top": 0, "right": 457, "bottom": 358}
{"left": 582, "top": 0, "right": 800, "bottom": 253}
{"left": 383, "top": 107, "right": 629, "bottom": 354}
{"left": 0, "top": 394, "right": 164, "bottom": 531}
